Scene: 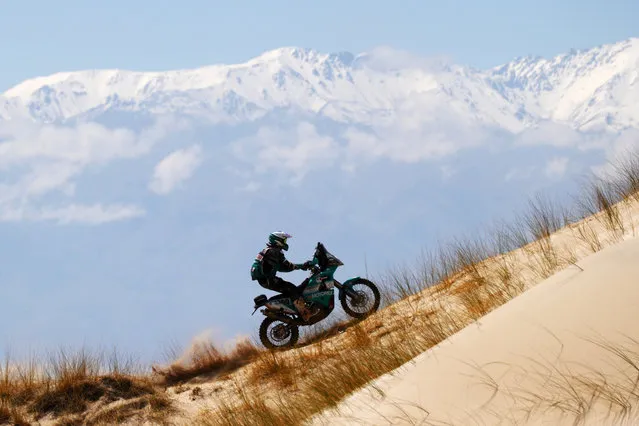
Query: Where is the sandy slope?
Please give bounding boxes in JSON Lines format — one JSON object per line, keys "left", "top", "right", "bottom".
{"left": 110, "top": 194, "right": 635, "bottom": 426}
{"left": 312, "top": 234, "right": 639, "bottom": 425}
{"left": 154, "top": 199, "right": 639, "bottom": 425}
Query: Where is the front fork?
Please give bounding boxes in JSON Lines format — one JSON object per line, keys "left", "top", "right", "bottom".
{"left": 334, "top": 280, "right": 360, "bottom": 300}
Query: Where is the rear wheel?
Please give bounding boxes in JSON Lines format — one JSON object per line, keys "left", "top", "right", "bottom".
{"left": 339, "top": 278, "right": 381, "bottom": 319}
{"left": 259, "top": 317, "right": 299, "bottom": 350}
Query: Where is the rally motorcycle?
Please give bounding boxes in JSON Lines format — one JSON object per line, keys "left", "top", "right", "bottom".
{"left": 252, "top": 242, "right": 381, "bottom": 349}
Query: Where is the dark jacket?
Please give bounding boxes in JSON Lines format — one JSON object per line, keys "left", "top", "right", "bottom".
{"left": 251, "top": 245, "right": 297, "bottom": 280}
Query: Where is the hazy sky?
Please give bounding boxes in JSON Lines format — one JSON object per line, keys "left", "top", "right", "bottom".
{"left": 1, "top": 0, "right": 637, "bottom": 91}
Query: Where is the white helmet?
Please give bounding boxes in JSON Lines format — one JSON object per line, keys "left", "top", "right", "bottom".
{"left": 268, "top": 231, "right": 292, "bottom": 251}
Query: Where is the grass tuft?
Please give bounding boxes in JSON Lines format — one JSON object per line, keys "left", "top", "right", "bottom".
{"left": 0, "top": 347, "right": 172, "bottom": 424}
{"left": 153, "top": 336, "right": 260, "bottom": 386}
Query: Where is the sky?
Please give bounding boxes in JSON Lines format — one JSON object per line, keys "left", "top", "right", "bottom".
{"left": 1, "top": 0, "right": 638, "bottom": 92}
{"left": 1, "top": 0, "right": 638, "bottom": 365}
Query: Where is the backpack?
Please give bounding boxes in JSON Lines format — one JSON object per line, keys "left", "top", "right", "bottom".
{"left": 250, "top": 249, "right": 267, "bottom": 281}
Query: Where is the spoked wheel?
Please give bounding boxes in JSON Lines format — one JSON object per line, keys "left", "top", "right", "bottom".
{"left": 259, "top": 317, "right": 300, "bottom": 350}
{"left": 339, "top": 278, "right": 381, "bottom": 318}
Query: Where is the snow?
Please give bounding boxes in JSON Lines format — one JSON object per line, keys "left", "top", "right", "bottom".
{"left": 487, "top": 37, "right": 639, "bottom": 131}
{"left": 2, "top": 38, "right": 639, "bottom": 132}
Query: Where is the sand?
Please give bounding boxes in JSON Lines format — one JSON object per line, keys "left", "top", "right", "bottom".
{"left": 312, "top": 234, "right": 639, "bottom": 425}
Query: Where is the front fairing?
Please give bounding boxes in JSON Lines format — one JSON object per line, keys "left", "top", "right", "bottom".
{"left": 306, "top": 266, "right": 338, "bottom": 292}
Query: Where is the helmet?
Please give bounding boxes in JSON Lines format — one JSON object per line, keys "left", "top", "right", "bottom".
{"left": 268, "top": 231, "right": 292, "bottom": 251}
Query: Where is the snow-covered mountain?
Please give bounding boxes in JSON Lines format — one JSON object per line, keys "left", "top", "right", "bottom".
{"left": 489, "top": 38, "right": 639, "bottom": 132}
{"left": 2, "top": 38, "right": 639, "bottom": 133}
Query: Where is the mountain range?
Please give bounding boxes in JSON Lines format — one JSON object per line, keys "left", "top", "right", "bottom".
{"left": 2, "top": 38, "right": 639, "bottom": 134}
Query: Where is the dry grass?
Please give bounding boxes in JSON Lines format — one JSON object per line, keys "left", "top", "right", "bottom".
{"left": 351, "top": 336, "right": 639, "bottom": 426}
{"left": 574, "top": 148, "right": 639, "bottom": 243}
{"left": 152, "top": 336, "right": 261, "bottom": 386}
{"left": 577, "top": 178, "right": 626, "bottom": 240}
{"left": 192, "top": 256, "right": 531, "bottom": 425}
{"left": 0, "top": 402, "right": 29, "bottom": 425}
{"left": 573, "top": 219, "right": 604, "bottom": 253}
{"left": 379, "top": 263, "right": 425, "bottom": 302}
{"left": 80, "top": 391, "right": 175, "bottom": 426}
{"left": 603, "top": 147, "right": 639, "bottom": 204}
{"left": 248, "top": 351, "right": 296, "bottom": 389}
{"left": 0, "top": 347, "right": 173, "bottom": 425}
{"left": 195, "top": 314, "right": 447, "bottom": 426}
{"left": 524, "top": 192, "right": 570, "bottom": 240}
{"left": 475, "top": 336, "right": 639, "bottom": 426}
{"left": 296, "top": 314, "right": 360, "bottom": 348}
{"left": 187, "top": 149, "right": 639, "bottom": 425}
{"left": 526, "top": 236, "right": 562, "bottom": 279}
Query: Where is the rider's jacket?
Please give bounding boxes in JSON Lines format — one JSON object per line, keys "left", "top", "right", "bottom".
{"left": 251, "top": 245, "right": 297, "bottom": 280}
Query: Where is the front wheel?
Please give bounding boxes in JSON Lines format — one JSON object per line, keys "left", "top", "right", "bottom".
{"left": 340, "top": 278, "right": 381, "bottom": 319}
{"left": 259, "top": 317, "right": 299, "bottom": 350}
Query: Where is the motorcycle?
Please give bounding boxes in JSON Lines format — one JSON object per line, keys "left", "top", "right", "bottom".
{"left": 252, "top": 242, "right": 381, "bottom": 349}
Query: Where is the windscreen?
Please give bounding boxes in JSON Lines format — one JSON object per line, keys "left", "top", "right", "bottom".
{"left": 315, "top": 242, "right": 344, "bottom": 269}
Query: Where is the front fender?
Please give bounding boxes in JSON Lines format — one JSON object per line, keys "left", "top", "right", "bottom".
{"left": 338, "top": 277, "right": 362, "bottom": 298}
{"left": 342, "top": 277, "right": 362, "bottom": 288}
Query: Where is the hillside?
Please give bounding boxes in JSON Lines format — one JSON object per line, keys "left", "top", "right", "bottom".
{"left": 165, "top": 150, "right": 639, "bottom": 425}
{"left": 314, "top": 216, "right": 639, "bottom": 425}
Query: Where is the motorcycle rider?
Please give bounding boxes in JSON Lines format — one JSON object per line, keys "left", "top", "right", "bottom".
{"left": 251, "top": 231, "right": 320, "bottom": 321}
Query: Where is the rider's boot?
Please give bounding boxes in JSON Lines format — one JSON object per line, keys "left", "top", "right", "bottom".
{"left": 306, "top": 301, "right": 321, "bottom": 319}
{"left": 293, "top": 297, "right": 310, "bottom": 321}
{"left": 293, "top": 297, "right": 320, "bottom": 322}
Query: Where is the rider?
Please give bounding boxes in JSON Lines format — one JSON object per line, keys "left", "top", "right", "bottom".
{"left": 251, "top": 231, "right": 320, "bottom": 321}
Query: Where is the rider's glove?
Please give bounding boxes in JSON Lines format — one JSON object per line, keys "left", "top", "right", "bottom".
{"left": 302, "top": 260, "right": 314, "bottom": 270}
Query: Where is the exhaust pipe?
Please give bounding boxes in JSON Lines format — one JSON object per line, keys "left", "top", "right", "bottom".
{"left": 263, "top": 309, "right": 298, "bottom": 325}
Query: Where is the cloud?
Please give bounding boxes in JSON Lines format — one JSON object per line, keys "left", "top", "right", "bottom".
{"left": 36, "top": 204, "right": 145, "bottom": 224}
{"left": 231, "top": 122, "right": 340, "bottom": 184}
{"left": 0, "top": 121, "right": 149, "bottom": 168}
{"left": 46, "top": 204, "right": 144, "bottom": 224}
{"left": 343, "top": 126, "right": 478, "bottom": 165}
{"left": 505, "top": 166, "right": 536, "bottom": 182}
{"left": 231, "top": 108, "right": 493, "bottom": 185}
{"left": 513, "top": 121, "right": 613, "bottom": 151}
{"left": 0, "top": 118, "right": 176, "bottom": 223}
{"left": 0, "top": 203, "right": 145, "bottom": 224}
{"left": 342, "top": 108, "right": 491, "bottom": 167}
{"left": 514, "top": 122, "right": 582, "bottom": 148}
{"left": 149, "top": 145, "right": 203, "bottom": 195}
{"left": 356, "top": 46, "right": 454, "bottom": 73}
{"left": 440, "top": 165, "right": 457, "bottom": 181}
{"left": 544, "top": 157, "right": 569, "bottom": 178}
{"left": 241, "top": 181, "right": 261, "bottom": 192}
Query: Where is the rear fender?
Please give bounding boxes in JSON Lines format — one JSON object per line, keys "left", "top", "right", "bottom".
{"left": 252, "top": 294, "right": 268, "bottom": 315}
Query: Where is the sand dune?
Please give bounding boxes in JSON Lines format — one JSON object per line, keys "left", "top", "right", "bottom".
{"left": 312, "top": 234, "right": 639, "bottom": 425}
